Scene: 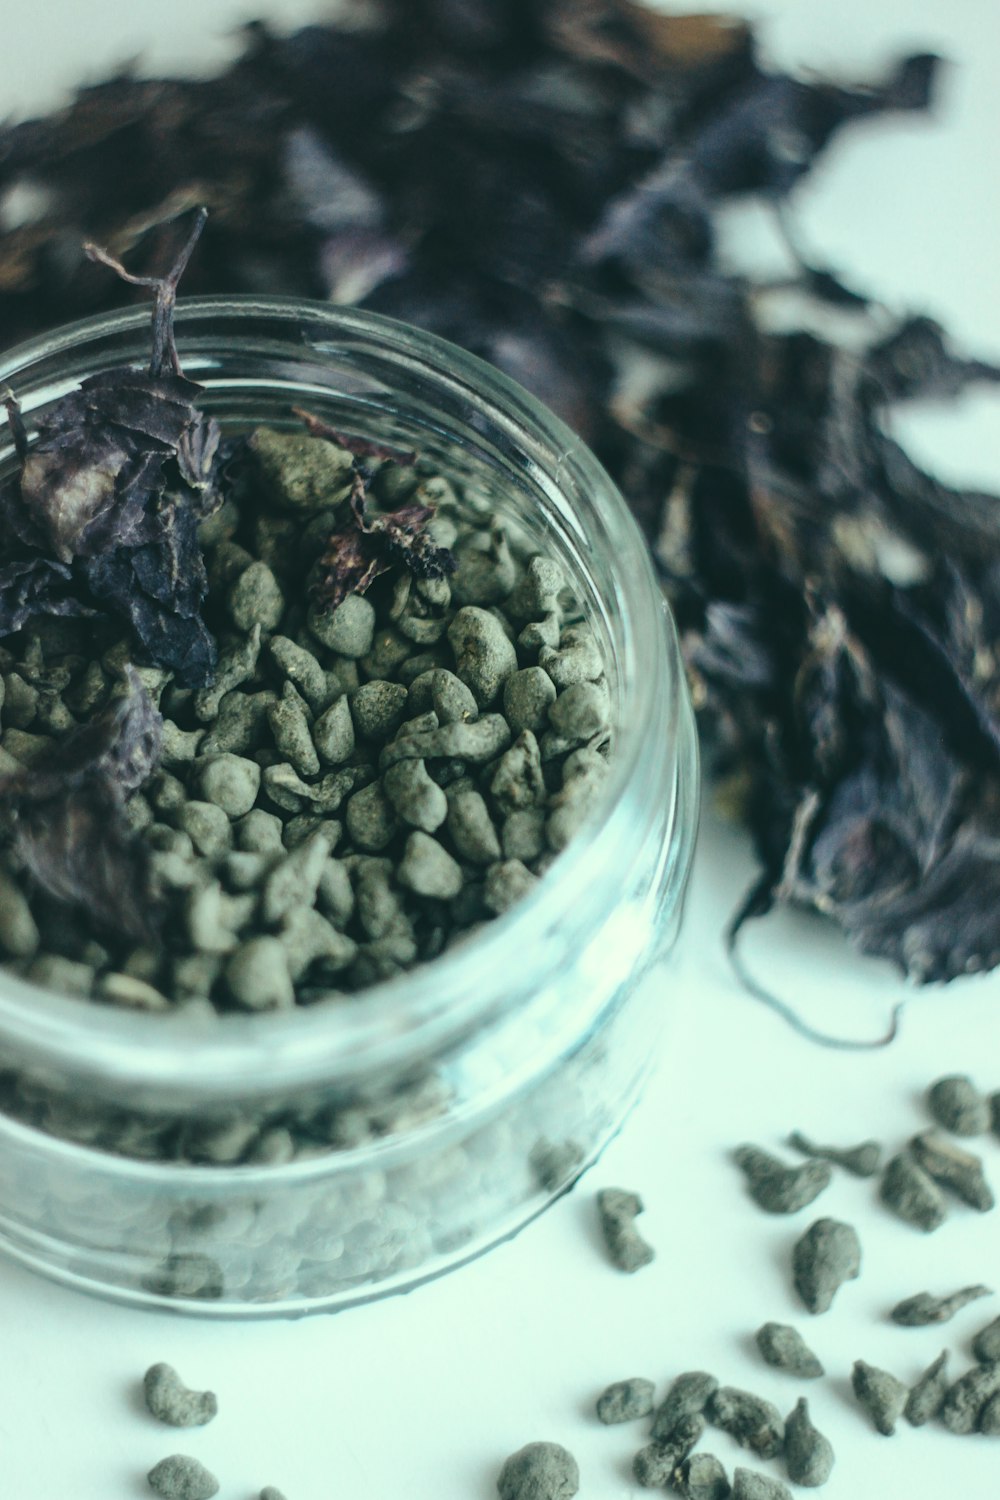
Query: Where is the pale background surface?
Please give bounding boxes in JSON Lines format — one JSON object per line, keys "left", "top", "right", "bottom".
{"left": 1, "top": 3, "right": 999, "bottom": 1497}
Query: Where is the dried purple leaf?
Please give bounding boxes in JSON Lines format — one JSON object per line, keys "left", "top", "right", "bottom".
{"left": 0, "top": 666, "right": 162, "bottom": 940}
{"left": 312, "top": 469, "right": 455, "bottom": 614}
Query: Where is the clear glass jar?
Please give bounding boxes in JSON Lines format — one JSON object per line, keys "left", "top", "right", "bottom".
{"left": 0, "top": 299, "right": 698, "bottom": 1315}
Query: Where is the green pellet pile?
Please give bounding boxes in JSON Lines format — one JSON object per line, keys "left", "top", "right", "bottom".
{"left": 497, "top": 1069, "right": 1000, "bottom": 1498}
{"left": 0, "top": 425, "right": 612, "bottom": 1016}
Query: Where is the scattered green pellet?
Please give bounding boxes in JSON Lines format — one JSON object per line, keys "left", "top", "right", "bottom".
{"left": 147, "top": 1454, "right": 220, "bottom": 1500}
{"left": 731, "top": 1469, "right": 792, "bottom": 1500}
{"left": 980, "top": 1392, "right": 1000, "bottom": 1435}
{"left": 706, "top": 1388, "right": 783, "bottom": 1461}
{"left": 971, "top": 1314, "right": 1000, "bottom": 1363}
{"left": 792, "top": 1218, "right": 861, "bottom": 1314}
{"left": 879, "top": 1152, "right": 946, "bottom": 1232}
{"left": 259, "top": 1489, "right": 289, "bottom": 1500}
{"left": 673, "top": 1453, "right": 731, "bottom": 1500}
{"left": 650, "top": 1372, "right": 718, "bottom": 1441}
{"left": 311, "top": 693, "right": 355, "bottom": 764}
{"left": 143, "top": 1363, "right": 218, "bottom": 1428}
{"left": 734, "top": 1146, "right": 831, "bottom": 1213}
{"left": 783, "top": 1398, "right": 833, "bottom": 1487}
{"left": 595, "top": 1377, "right": 655, "bottom": 1424}
{"left": 851, "top": 1360, "right": 908, "bottom": 1436}
{"left": 941, "top": 1360, "right": 1000, "bottom": 1434}
{"left": 496, "top": 1441, "right": 579, "bottom": 1500}
{"left": 596, "top": 1187, "right": 655, "bottom": 1273}
{"left": 754, "top": 1323, "right": 823, "bottom": 1378}
{"left": 890, "top": 1284, "right": 991, "bottom": 1327}
{"left": 787, "top": 1131, "right": 882, "bottom": 1178}
{"left": 904, "top": 1351, "right": 950, "bottom": 1427}
{"left": 909, "top": 1130, "right": 994, "bottom": 1211}
{"left": 927, "top": 1074, "right": 990, "bottom": 1137}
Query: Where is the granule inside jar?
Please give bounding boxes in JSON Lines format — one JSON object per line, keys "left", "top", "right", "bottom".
{"left": 0, "top": 424, "right": 614, "bottom": 1014}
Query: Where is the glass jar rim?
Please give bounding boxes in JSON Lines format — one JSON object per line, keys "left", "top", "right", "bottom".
{"left": 0, "top": 295, "right": 688, "bottom": 1103}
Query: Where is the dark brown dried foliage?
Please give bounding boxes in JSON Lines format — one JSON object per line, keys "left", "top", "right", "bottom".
{"left": 0, "top": 2, "right": 995, "bottom": 984}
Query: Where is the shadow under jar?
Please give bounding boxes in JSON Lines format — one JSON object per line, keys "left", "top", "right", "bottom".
{"left": 0, "top": 298, "right": 698, "bottom": 1316}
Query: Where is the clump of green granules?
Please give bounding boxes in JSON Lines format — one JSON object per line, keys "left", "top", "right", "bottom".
{"left": 0, "top": 425, "right": 612, "bottom": 1015}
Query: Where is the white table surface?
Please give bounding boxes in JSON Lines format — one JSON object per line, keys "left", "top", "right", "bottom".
{"left": 2, "top": 4, "right": 1000, "bottom": 1498}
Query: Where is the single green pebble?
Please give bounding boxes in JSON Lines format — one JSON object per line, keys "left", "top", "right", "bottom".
{"left": 143, "top": 1363, "right": 218, "bottom": 1428}
{"left": 397, "top": 832, "right": 464, "bottom": 899}
{"left": 491, "top": 731, "right": 546, "bottom": 813}
{"left": 0, "top": 870, "right": 39, "bottom": 958}
{"left": 734, "top": 1146, "right": 832, "bottom": 1214}
{"left": 792, "top": 1217, "right": 861, "bottom": 1313}
{"left": 248, "top": 425, "right": 353, "bottom": 511}
{"left": 755, "top": 1323, "right": 823, "bottom": 1379}
{"left": 904, "top": 1351, "right": 949, "bottom": 1427}
{"left": 731, "top": 1470, "right": 791, "bottom": 1500}
{"left": 547, "top": 680, "right": 609, "bottom": 744}
{"left": 160, "top": 720, "right": 205, "bottom": 766}
{"left": 595, "top": 1377, "right": 655, "bottom": 1424}
{"left": 195, "top": 754, "right": 261, "bottom": 818}
{"left": 502, "top": 808, "right": 546, "bottom": 862}
{"left": 851, "top": 1360, "right": 908, "bottom": 1435}
{"left": 228, "top": 560, "right": 284, "bottom": 633}
{"left": 503, "top": 666, "right": 557, "bottom": 736}
{"left": 98, "top": 973, "right": 169, "bottom": 1011}
{"left": 496, "top": 1441, "right": 579, "bottom": 1500}
{"left": 312, "top": 694, "right": 355, "bottom": 764}
{"left": 483, "top": 859, "right": 538, "bottom": 915}
{"left": 927, "top": 1074, "right": 990, "bottom": 1136}
{"left": 345, "top": 780, "right": 398, "bottom": 852}
{"left": 236, "top": 809, "right": 285, "bottom": 854}
{"left": 268, "top": 682, "right": 320, "bottom": 777}
{"left": 350, "top": 679, "right": 409, "bottom": 741}
{"left": 147, "top": 1454, "right": 220, "bottom": 1500}
{"left": 448, "top": 606, "right": 518, "bottom": 707}
{"left": 226, "top": 936, "right": 295, "bottom": 1011}
{"left": 176, "top": 801, "right": 233, "bottom": 860}
{"left": 308, "top": 593, "right": 376, "bottom": 658}
{"left": 891, "top": 1284, "right": 991, "bottom": 1327}
{"left": 446, "top": 787, "right": 502, "bottom": 864}
{"left": 879, "top": 1151, "right": 946, "bottom": 1231}
{"left": 972, "top": 1313, "right": 1000, "bottom": 1363}
{"left": 673, "top": 1453, "right": 731, "bottom": 1500}
{"left": 783, "top": 1398, "right": 833, "bottom": 1487}
{"left": 259, "top": 1489, "right": 289, "bottom": 1500}
{"left": 596, "top": 1187, "right": 654, "bottom": 1273}
{"left": 268, "top": 634, "right": 330, "bottom": 710}
{"left": 383, "top": 757, "right": 448, "bottom": 832}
